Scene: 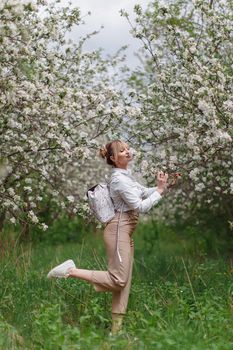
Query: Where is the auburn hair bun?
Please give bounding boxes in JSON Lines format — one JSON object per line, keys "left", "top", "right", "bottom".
{"left": 99, "top": 146, "right": 107, "bottom": 159}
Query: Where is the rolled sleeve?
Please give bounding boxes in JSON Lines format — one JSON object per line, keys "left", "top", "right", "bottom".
{"left": 115, "top": 180, "right": 162, "bottom": 213}
{"left": 139, "top": 184, "right": 158, "bottom": 199}
{"left": 138, "top": 190, "right": 162, "bottom": 213}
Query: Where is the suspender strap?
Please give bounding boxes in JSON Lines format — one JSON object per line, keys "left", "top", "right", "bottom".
{"left": 109, "top": 174, "right": 124, "bottom": 263}
{"left": 116, "top": 203, "right": 124, "bottom": 263}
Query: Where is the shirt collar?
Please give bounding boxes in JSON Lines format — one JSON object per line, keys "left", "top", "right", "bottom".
{"left": 111, "top": 167, "right": 132, "bottom": 176}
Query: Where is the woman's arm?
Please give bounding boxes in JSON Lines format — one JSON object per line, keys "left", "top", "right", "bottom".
{"left": 137, "top": 171, "right": 168, "bottom": 198}
{"left": 137, "top": 184, "right": 158, "bottom": 199}
{"left": 116, "top": 182, "right": 162, "bottom": 213}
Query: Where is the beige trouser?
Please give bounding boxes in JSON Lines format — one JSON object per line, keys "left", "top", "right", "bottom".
{"left": 91, "top": 210, "right": 139, "bottom": 314}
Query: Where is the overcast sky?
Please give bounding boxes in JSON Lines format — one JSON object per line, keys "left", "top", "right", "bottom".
{"left": 60, "top": 0, "right": 151, "bottom": 68}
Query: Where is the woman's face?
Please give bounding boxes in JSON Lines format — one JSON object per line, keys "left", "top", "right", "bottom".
{"left": 112, "top": 143, "right": 133, "bottom": 169}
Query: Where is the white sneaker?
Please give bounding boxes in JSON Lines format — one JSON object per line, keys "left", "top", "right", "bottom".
{"left": 47, "top": 259, "right": 76, "bottom": 279}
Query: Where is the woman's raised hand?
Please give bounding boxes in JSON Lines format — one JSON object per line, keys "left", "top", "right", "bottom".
{"left": 156, "top": 171, "right": 168, "bottom": 195}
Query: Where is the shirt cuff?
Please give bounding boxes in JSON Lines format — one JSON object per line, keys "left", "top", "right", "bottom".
{"left": 151, "top": 186, "right": 163, "bottom": 199}
{"left": 150, "top": 189, "right": 162, "bottom": 203}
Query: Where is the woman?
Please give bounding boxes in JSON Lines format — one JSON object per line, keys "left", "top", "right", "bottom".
{"left": 47, "top": 140, "right": 168, "bottom": 334}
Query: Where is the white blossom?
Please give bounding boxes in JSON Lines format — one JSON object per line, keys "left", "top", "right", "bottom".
{"left": 67, "top": 195, "right": 75, "bottom": 203}
{"left": 41, "top": 223, "right": 48, "bottom": 231}
{"left": 28, "top": 210, "right": 39, "bottom": 224}
{"left": 24, "top": 186, "right": 32, "bottom": 193}
{"left": 10, "top": 217, "right": 16, "bottom": 224}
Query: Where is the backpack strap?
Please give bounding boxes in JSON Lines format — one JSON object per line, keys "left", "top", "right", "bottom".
{"left": 108, "top": 172, "right": 124, "bottom": 262}
{"left": 116, "top": 202, "right": 124, "bottom": 263}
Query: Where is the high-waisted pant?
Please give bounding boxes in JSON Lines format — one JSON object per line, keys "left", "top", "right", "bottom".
{"left": 91, "top": 210, "right": 139, "bottom": 314}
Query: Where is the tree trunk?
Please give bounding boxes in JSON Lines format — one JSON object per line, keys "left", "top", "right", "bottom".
{"left": 20, "top": 222, "right": 30, "bottom": 242}
{"left": 0, "top": 211, "right": 6, "bottom": 234}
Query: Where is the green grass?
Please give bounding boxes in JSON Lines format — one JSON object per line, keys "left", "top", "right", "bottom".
{"left": 1, "top": 222, "right": 233, "bottom": 349}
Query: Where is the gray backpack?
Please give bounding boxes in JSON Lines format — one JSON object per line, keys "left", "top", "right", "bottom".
{"left": 87, "top": 183, "right": 116, "bottom": 224}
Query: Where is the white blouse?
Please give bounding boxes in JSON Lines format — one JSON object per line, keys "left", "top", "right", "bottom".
{"left": 109, "top": 167, "right": 162, "bottom": 213}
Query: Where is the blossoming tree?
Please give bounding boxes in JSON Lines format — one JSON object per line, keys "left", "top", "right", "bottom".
{"left": 0, "top": 0, "right": 129, "bottom": 233}
{"left": 121, "top": 0, "right": 233, "bottom": 227}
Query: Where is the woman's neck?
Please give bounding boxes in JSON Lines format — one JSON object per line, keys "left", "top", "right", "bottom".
{"left": 115, "top": 166, "right": 128, "bottom": 170}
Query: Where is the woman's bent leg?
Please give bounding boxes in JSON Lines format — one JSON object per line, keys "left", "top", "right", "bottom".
{"left": 68, "top": 241, "right": 134, "bottom": 333}
{"left": 68, "top": 267, "right": 122, "bottom": 292}
{"left": 67, "top": 217, "right": 132, "bottom": 292}
{"left": 68, "top": 211, "right": 138, "bottom": 334}
{"left": 68, "top": 269, "right": 93, "bottom": 282}
{"left": 91, "top": 231, "right": 132, "bottom": 291}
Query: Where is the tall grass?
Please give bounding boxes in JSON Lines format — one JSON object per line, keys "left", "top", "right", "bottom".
{"left": 1, "top": 221, "right": 233, "bottom": 349}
